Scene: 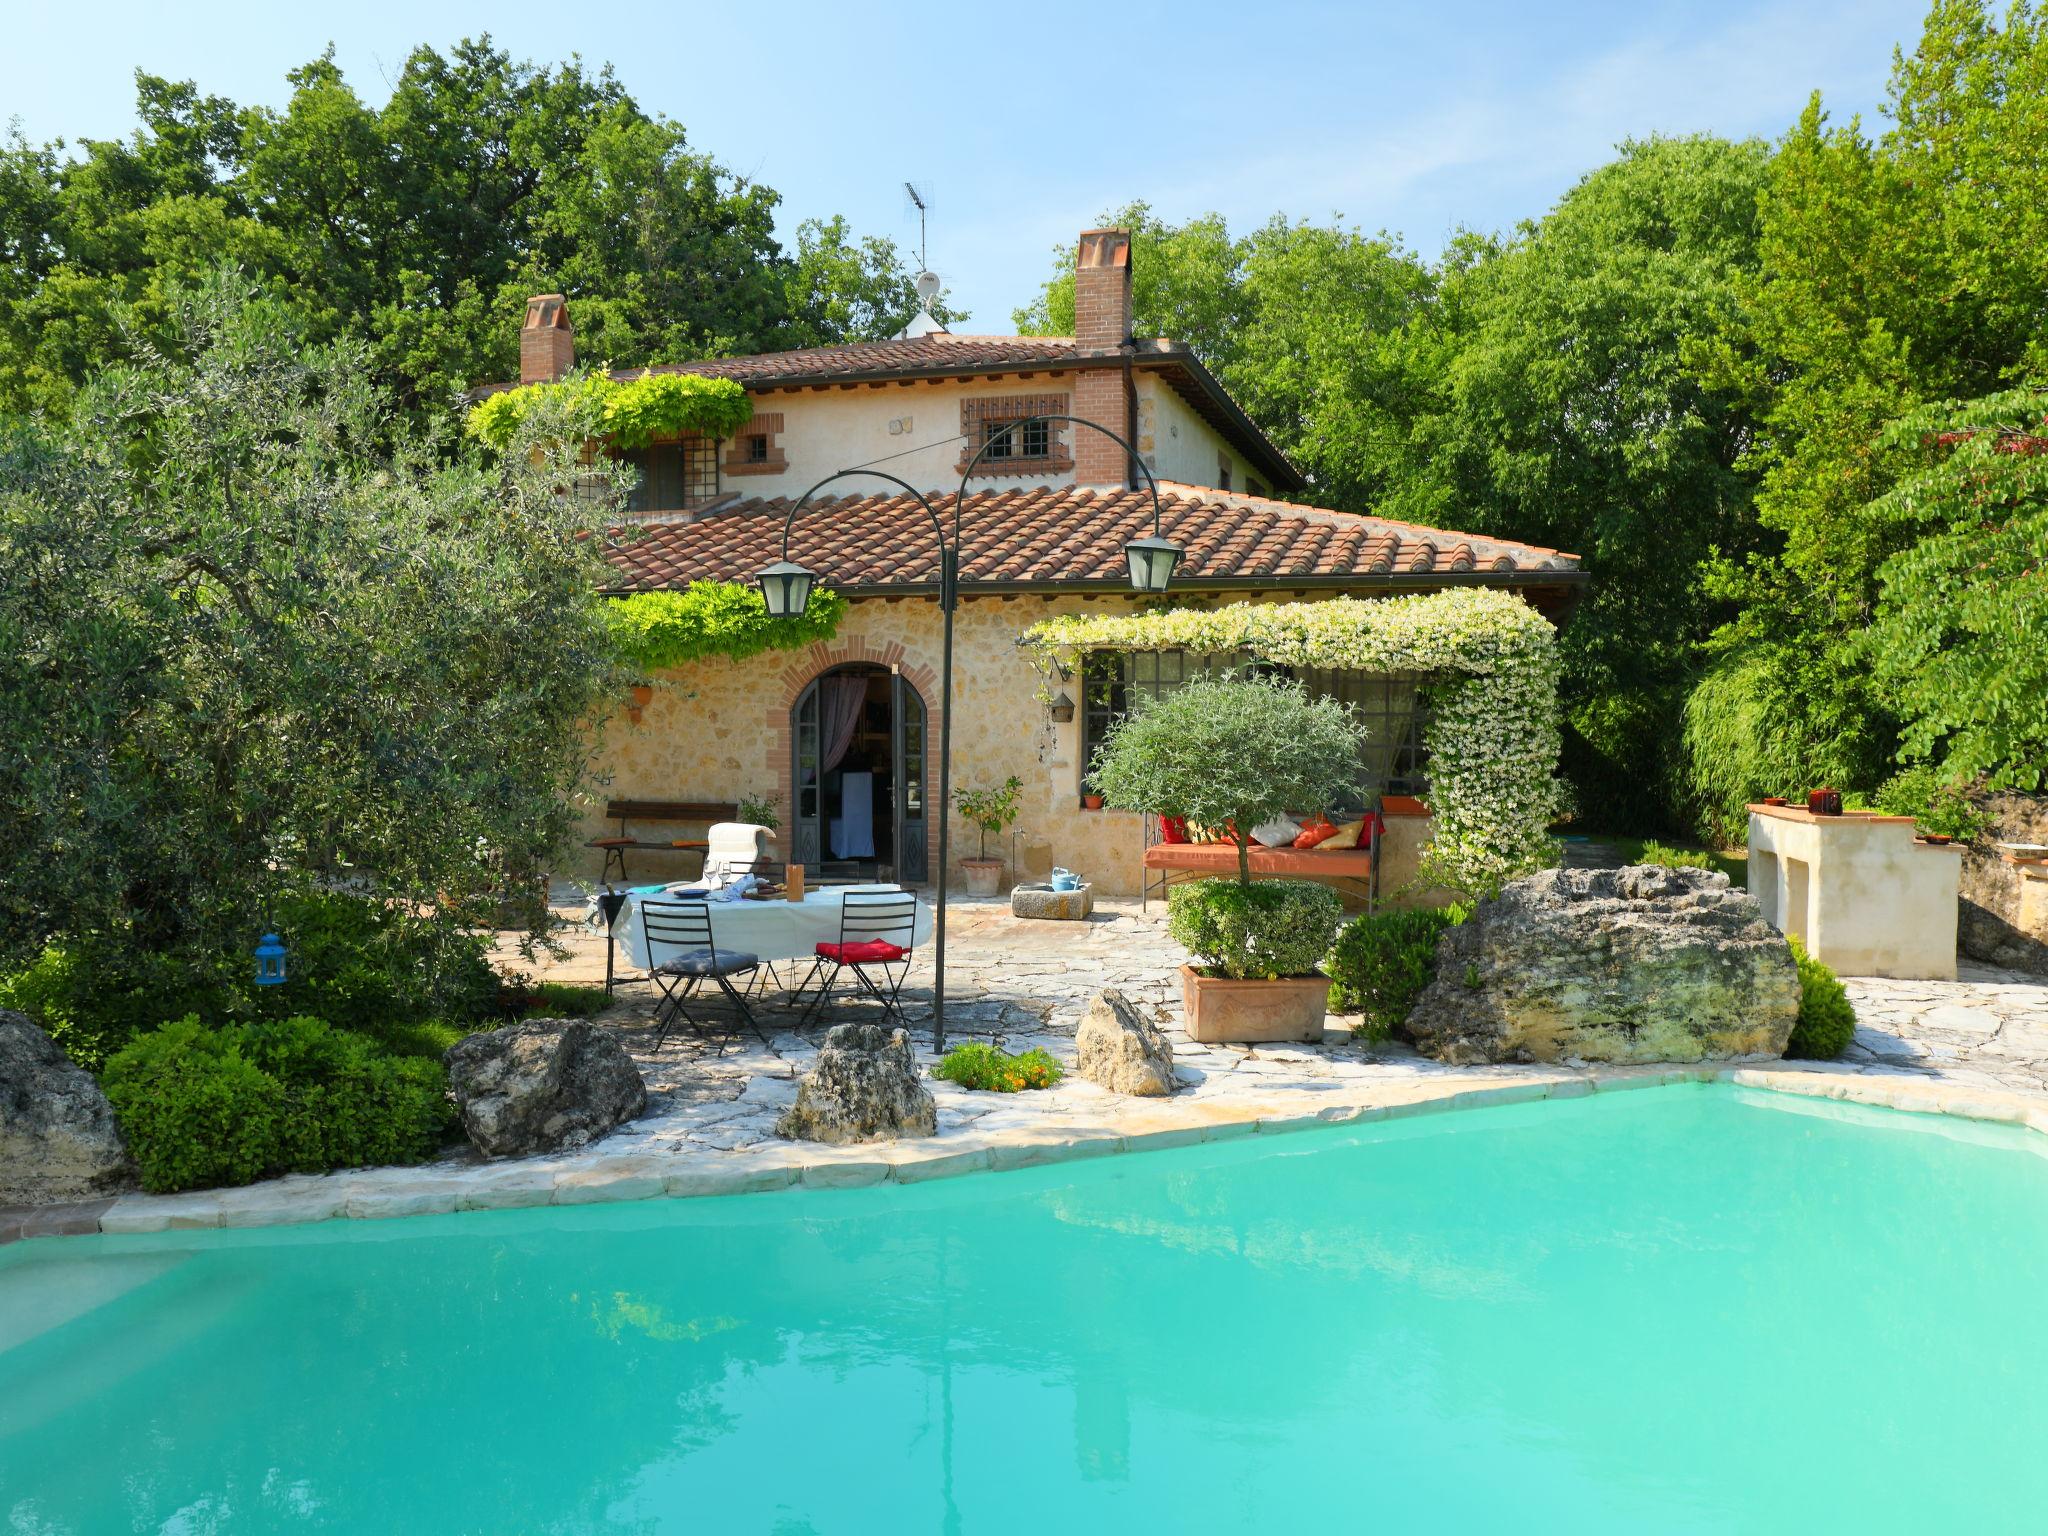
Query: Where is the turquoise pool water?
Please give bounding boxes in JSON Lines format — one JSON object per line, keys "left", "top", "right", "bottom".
{"left": 5, "top": 1084, "right": 2048, "bottom": 1533}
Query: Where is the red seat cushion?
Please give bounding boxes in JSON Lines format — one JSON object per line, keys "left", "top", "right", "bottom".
{"left": 816, "top": 939, "right": 908, "bottom": 965}
{"left": 1158, "top": 815, "right": 1191, "bottom": 845}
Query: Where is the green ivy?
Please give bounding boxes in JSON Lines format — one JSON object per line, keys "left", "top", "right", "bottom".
{"left": 608, "top": 582, "right": 846, "bottom": 673}
{"left": 466, "top": 371, "right": 756, "bottom": 452}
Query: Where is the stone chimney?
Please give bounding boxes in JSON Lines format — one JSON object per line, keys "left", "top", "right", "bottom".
{"left": 1072, "top": 229, "right": 1134, "bottom": 487}
{"left": 520, "top": 294, "right": 573, "bottom": 384}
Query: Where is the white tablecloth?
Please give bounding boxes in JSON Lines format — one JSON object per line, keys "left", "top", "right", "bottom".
{"left": 605, "top": 884, "right": 933, "bottom": 968}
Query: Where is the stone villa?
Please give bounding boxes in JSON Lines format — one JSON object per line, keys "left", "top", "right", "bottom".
{"left": 516, "top": 228, "right": 1587, "bottom": 896}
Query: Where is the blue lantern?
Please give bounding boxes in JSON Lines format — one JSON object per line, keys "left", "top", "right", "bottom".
{"left": 253, "top": 931, "right": 288, "bottom": 987}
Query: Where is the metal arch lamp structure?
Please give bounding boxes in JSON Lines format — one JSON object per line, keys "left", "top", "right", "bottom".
{"left": 757, "top": 416, "right": 1181, "bottom": 1050}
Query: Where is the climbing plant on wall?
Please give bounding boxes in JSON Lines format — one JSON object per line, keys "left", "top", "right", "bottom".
{"left": 466, "top": 371, "right": 755, "bottom": 452}
{"left": 608, "top": 582, "right": 847, "bottom": 674}
{"left": 1020, "top": 589, "right": 1565, "bottom": 897}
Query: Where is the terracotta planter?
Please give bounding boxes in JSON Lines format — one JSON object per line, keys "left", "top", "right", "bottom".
{"left": 1179, "top": 965, "right": 1329, "bottom": 1044}
{"left": 626, "top": 684, "right": 653, "bottom": 724}
{"left": 1081, "top": 793, "right": 1105, "bottom": 810}
{"left": 961, "top": 858, "right": 1004, "bottom": 897}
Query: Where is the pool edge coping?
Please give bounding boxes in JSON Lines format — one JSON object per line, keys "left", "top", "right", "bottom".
{"left": 10, "top": 1063, "right": 2044, "bottom": 1244}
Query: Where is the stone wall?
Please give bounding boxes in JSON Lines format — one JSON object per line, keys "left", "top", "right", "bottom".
{"left": 585, "top": 593, "right": 1450, "bottom": 901}
{"left": 1962, "top": 792, "right": 2048, "bottom": 975}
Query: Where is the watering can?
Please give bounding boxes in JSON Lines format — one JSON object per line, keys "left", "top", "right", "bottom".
{"left": 1050, "top": 867, "right": 1081, "bottom": 892}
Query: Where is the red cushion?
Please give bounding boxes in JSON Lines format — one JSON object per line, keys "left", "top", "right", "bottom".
{"left": 1293, "top": 816, "right": 1339, "bottom": 850}
{"left": 816, "top": 939, "right": 908, "bottom": 964}
{"left": 1158, "top": 815, "right": 1191, "bottom": 845}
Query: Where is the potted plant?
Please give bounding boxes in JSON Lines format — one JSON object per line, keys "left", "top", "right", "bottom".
{"left": 954, "top": 775, "right": 1023, "bottom": 896}
{"left": 625, "top": 683, "right": 654, "bottom": 723}
{"left": 736, "top": 792, "right": 781, "bottom": 831}
{"left": 1089, "top": 674, "right": 1361, "bottom": 1042}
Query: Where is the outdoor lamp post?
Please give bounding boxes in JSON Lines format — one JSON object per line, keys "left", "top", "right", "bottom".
{"left": 756, "top": 415, "right": 1177, "bottom": 1050}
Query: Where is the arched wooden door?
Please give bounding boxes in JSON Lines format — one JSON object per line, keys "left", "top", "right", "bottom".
{"left": 790, "top": 667, "right": 928, "bottom": 883}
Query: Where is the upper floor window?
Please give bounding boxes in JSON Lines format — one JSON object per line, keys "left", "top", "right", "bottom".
{"left": 622, "top": 436, "right": 719, "bottom": 513}
{"left": 959, "top": 392, "right": 1073, "bottom": 477}
{"left": 1218, "top": 454, "right": 1233, "bottom": 492}
{"left": 722, "top": 411, "right": 786, "bottom": 477}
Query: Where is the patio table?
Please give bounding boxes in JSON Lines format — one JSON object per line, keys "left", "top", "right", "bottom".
{"left": 605, "top": 883, "right": 933, "bottom": 970}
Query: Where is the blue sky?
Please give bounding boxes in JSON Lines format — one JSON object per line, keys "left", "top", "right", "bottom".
{"left": 13, "top": 0, "right": 1930, "bottom": 331}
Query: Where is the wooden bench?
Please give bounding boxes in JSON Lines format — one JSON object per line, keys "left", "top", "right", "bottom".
{"left": 587, "top": 799, "right": 740, "bottom": 884}
{"left": 1141, "top": 818, "right": 1382, "bottom": 912}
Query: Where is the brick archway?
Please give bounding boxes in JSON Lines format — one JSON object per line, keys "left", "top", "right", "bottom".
{"left": 767, "top": 632, "right": 942, "bottom": 836}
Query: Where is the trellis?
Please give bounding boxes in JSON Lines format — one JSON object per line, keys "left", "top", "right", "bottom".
{"left": 1019, "top": 589, "right": 1566, "bottom": 896}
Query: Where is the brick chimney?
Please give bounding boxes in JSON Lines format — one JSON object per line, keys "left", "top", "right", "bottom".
{"left": 1072, "top": 229, "right": 1134, "bottom": 487}
{"left": 520, "top": 294, "right": 573, "bottom": 384}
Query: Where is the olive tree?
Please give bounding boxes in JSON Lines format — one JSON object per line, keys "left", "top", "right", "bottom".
{"left": 1086, "top": 674, "right": 1362, "bottom": 886}
{"left": 0, "top": 271, "right": 630, "bottom": 987}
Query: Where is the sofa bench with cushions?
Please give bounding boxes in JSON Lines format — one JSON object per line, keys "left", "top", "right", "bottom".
{"left": 1141, "top": 808, "right": 1385, "bottom": 912}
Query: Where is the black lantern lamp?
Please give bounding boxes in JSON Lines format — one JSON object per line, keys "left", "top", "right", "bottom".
{"left": 756, "top": 560, "right": 817, "bottom": 619}
{"left": 1123, "top": 534, "right": 1182, "bottom": 594}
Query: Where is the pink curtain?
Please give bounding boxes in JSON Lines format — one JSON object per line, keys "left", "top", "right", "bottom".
{"left": 819, "top": 676, "right": 867, "bottom": 773}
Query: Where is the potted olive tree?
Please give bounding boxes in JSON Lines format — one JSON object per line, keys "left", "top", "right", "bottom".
{"left": 954, "top": 775, "right": 1023, "bottom": 897}
{"left": 1089, "top": 674, "right": 1360, "bottom": 1042}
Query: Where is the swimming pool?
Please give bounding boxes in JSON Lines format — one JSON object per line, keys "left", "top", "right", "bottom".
{"left": 4, "top": 1083, "right": 2046, "bottom": 1532}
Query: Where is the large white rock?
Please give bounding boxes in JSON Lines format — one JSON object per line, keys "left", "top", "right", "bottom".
{"left": 777, "top": 1024, "right": 936, "bottom": 1144}
{"left": 0, "top": 1009, "right": 134, "bottom": 1205}
{"left": 444, "top": 1019, "right": 647, "bottom": 1158}
{"left": 1407, "top": 865, "right": 1800, "bottom": 1065}
{"left": 1076, "top": 989, "right": 1176, "bottom": 1096}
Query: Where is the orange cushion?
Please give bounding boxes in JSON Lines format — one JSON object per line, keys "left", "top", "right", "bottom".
{"left": 1293, "top": 816, "right": 1339, "bottom": 850}
{"left": 1321, "top": 817, "right": 1366, "bottom": 851}
{"left": 816, "top": 939, "right": 908, "bottom": 964}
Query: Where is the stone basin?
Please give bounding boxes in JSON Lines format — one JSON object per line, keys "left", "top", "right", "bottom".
{"left": 1011, "top": 882, "right": 1093, "bottom": 921}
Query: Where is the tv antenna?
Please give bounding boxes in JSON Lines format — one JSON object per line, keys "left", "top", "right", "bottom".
{"left": 904, "top": 180, "right": 930, "bottom": 273}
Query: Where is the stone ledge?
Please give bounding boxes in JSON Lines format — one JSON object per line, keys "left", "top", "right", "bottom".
{"left": 22, "top": 1059, "right": 2048, "bottom": 1243}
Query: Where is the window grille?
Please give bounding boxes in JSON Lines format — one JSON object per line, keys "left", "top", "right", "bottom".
{"left": 1079, "top": 649, "right": 1430, "bottom": 805}
{"left": 622, "top": 436, "right": 720, "bottom": 513}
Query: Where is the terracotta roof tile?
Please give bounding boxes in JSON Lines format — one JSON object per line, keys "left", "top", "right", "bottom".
{"left": 616, "top": 334, "right": 1087, "bottom": 387}
{"left": 602, "top": 482, "right": 1580, "bottom": 596}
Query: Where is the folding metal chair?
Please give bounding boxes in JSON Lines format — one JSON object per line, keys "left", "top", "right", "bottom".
{"left": 640, "top": 899, "right": 759, "bottom": 1052}
{"left": 796, "top": 890, "right": 919, "bottom": 1028}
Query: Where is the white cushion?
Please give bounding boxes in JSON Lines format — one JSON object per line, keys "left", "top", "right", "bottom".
{"left": 1250, "top": 816, "right": 1302, "bottom": 848}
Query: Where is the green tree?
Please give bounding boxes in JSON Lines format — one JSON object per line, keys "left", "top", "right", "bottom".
{"left": 0, "top": 39, "right": 950, "bottom": 425}
{"left": 0, "top": 271, "right": 628, "bottom": 986}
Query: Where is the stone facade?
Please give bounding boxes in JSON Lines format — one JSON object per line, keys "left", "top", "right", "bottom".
{"left": 1962, "top": 792, "right": 2048, "bottom": 976}
{"left": 585, "top": 592, "right": 1449, "bottom": 901}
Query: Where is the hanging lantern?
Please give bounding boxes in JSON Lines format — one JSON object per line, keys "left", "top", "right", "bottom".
{"left": 1123, "top": 535, "right": 1182, "bottom": 594}
{"left": 756, "top": 560, "right": 818, "bottom": 619}
{"left": 1046, "top": 691, "right": 1076, "bottom": 723}
{"left": 253, "top": 931, "right": 288, "bottom": 987}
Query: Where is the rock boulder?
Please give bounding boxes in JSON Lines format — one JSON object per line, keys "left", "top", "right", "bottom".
{"left": 777, "top": 1023, "right": 937, "bottom": 1144}
{"left": 444, "top": 1019, "right": 647, "bottom": 1158}
{"left": 1076, "top": 989, "right": 1176, "bottom": 1096}
{"left": 1406, "top": 865, "right": 1799, "bottom": 1065}
{"left": 0, "top": 1009, "right": 134, "bottom": 1205}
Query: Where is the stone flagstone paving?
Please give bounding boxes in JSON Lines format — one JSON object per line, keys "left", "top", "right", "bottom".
{"left": 9, "top": 895, "right": 2048, "bottom": 1241}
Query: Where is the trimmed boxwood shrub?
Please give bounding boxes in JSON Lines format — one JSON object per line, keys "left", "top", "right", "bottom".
{"left": 1167, "top": 878, "right": 1344, "bottom": 980}
{"left": 1324, "top": 904, "right": 1471, "bottom": 1042}
{"left": 1785, "top": 937, "right": 1857, "bottom": 1060}
{"left": 103, "top": 1015, "right": 455, "bottom": 1193}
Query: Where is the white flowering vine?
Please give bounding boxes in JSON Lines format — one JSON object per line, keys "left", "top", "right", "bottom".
{"left": 1020, "top": 589, "right": 1565, "bottom": 896}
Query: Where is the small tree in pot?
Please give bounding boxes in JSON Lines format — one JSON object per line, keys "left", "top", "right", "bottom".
{"left": 1089, "top": 675, "right": 1362, "bottom": 1041}
{"left": 953, "top": 775, "right": 1023, "bottom": 896}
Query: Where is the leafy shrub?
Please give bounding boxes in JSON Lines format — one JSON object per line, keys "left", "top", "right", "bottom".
{"left": 1168, "top": 879, "right": 1344, "bottom": 980}
{"left": 0, "top": 941, "right": 228, "bottom": 1073}
{"left": 1324, "top": 904, "right": 1470, "bottom": 1042}
{"left": 103, "top": 1015, "right": 455, "bottom": 1193}
{"left": 0, "top": 891, "right": 504, "bottom": 1070}
{"left": 607, "top": 582, "right": 846, "bottom": 672}
{"left": 1873, "top": 765, "right": 1991, "bottom": 843}
{"left": 1635, "top": 839, "right": 1717, "bottom": 871}
{"left": 1785, "top": 936, "right": 1857, "bottom": 1060}
{"left": 932, "top": 1043, "right": 1064, "bottom": 1092}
